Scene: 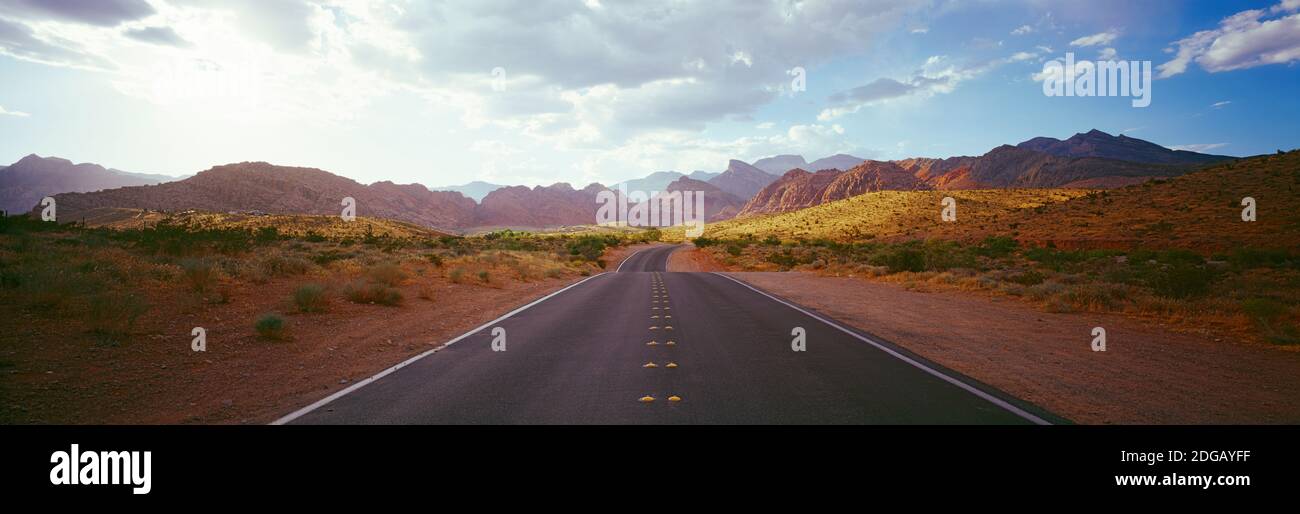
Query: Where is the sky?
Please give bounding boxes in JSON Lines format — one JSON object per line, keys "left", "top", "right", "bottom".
{"left": 0, "top": 0, "right": 1297, "bottom": 188}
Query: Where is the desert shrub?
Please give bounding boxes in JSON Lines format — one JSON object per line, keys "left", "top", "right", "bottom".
{"left": 765, "top": 250, "right": 797, "bottom": 269}
{"left": 261, "top": 255, "right": 312, "bottom": 277}
{"left": 1241, "top": 298, "right": 1286, "bottom": 324}
{"left": 693, "top": 237, "right": 720, "bottom": 247}
{"left": 975, "top": 236, "right": 1018, "bottom": 258}
{"left": 1144, "top": 263, "right": 1215, "bottom": 299}
{"left": 179, "top": 258, "right": 218, "bottom": 292}
{"left": 761, "top": 235, "right": 781, "bottom": 246}
{"left": 255, "top": 226, "right": 281, "bottom": 243}
{"left": 344, "top": 280, "right": 402, "bottom": 306}
{"left": 545, "top": 267, "right": 564, "bottom": 279}
{"left": 725, "top": 244, "right": 743, "bottom": 257}
{"left": 426, "top": 253, "right": 444, "bottom": 267}
{"left": 1008, "top": 270, "right": 1046, "bottom": 286}
{"left": 567, "top": 235, "right": 619, "bottom": 262}
{"left": 477, "top": 270, "right": 491, "bottom": 283}
{"left": 255, "top": 313, "right": 286, "bottom": 339}
{"left": 366, "top": 262, "right": 407, "bottom": 286}
{"left": 874, "top": 246, "right": 925, "bottom": 274}
{"left": 1228, "top": 248, "right": 1294, "bottom": 269}
{"left": 313, "top": 249, "right": 355, "bottom": 266}
{"left": 302, "top": 230, "right": 327, "bottom": 243}
{"left": 448, "top": 267, "right": 466, "bottom": 284}
{"left": 293, "top": 283, "right": 328, "bottom": 313}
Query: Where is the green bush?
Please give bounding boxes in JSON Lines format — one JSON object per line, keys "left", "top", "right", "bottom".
{"left": 1144, "top": 263, "right": 1215, "bottom": 298}
{"left": 255, "top": 313, "right": 286, "bottom": 339}
{"left": 874, "top": 246, "right": 925, "bottom": 273}
{"left": 293, "top": 283, "right": 328, "bottom": 313}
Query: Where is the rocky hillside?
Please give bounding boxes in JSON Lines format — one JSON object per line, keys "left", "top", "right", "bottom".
{"left": 1, "top": 154, "right": 178, "bottom": 214}
{"left": 1017, "top": 129, "right": 1233, "bottom": 165}
{"left": 707, "top": 159, "right": 779, "bottom": 199}
{"left": 735, "top": 131, "right": 1227, "bottom": 217}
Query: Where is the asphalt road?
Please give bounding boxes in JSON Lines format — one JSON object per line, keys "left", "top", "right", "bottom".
{"left": 282, "top": 244, "right": 1060, "bottom": 424}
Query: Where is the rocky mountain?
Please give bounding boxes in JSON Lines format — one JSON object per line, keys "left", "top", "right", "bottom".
{"left": 1017, "top": 129, "right": 1233, "bottom": 165}
{"left": 686, "top": 170, "right": 719, "bottom": 181}
{"left": 752, "top": 154, "right": 808, "bottom": 175}
{"left": 739, "top": 161, "right": 930, "bottom": 216}
{"left": 664, "top": 176, "right": 746, "bottom": 222}
{"left": 429, "top": 181, "right": 505, "bottom": 202}
{"left": 45, "top": 162, "right": 480, "bottom": 229}
{"left": 807, "top": 153, "right": 867, "bottom": 171}
{"left": 1, "top": 154, "right": 179, "bottom": 214}
{"left": 735, "top": 131, "right": 1229, "bottom": 217}
{"left": 611, "top": 171, "right": 685, "bottom": 194}
{"left": 475, "top": 182, "right": 607, "bottom": 228}
{"left": 706, "top": 159, "right": 779, "bottom": 199}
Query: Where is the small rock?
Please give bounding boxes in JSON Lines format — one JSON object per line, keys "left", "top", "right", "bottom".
{"left": 221, "top": 399, "right": 233, "bottom": 407}
{"left": 339, "top": 378, "right": 349, "bottom": 384}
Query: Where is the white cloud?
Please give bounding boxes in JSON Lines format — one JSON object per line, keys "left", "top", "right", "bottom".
{"left": 755, "top": 121, "right": 775, "bottom": 129}
{"left": 1169, "top": 143, "right": 1229, "bottom": 153}
{"left": 1212, "top": 100, "right": 1232, "bottom": 108}
{"left": 1099, "top": 47, "right": 1118, "bottom": 60}
{"left": 1070, "top": 31, "right": 1119, "bottom": 47}
{"left": 818, "top": 53, "right": 1018, "bottom": 120}
{"left": 1159, "top": 1, "right": 1300, "bottom": 78}
{"left": 0, "top": 104, "right": 31, "bottom": 117}
{"left": 1011, "top": 25, "right": 1034, "bottom": 36}
{"left": 911, "top": 27, "right": 929, "bottom": 34}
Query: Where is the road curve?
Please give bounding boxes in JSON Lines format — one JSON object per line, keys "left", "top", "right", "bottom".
{"left": 281, "top": 244, "right": 1061, "bottom": 424}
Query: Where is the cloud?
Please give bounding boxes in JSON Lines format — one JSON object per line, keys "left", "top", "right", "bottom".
{"left": 1212, "top": 100, "right": 1232, "bottom": 108}
{"left": 0, "top": 104, "right": 31, "bottom": 117}
{"left": 755, "top": 121, "right": 774, "bottom": 129}
{"left": 1098, "top": 47, "right": 1118, "bottom": 60}
{"left": 1011, "top": 25, "right": 1034, "bottom": 36}
{"left": 1070, "top": 30, "right": 1119, "bottom": 47}
{"left": 819, "top": 52, "right": 1027, "bottom": 120}
{"left": 1169, "top": 143, "right": 1229, "bottom": 153}
{"left": 0, "top": 0, "right": 155, "bottom": 27}
{"left": 1159, "top": 1, "right": 1300, "bottom": 78}
{"left": 123, "top": 26, "right": 189, "bottom": 47}
{"left": 0, "top": 16, "right": 112, "bottom": 69}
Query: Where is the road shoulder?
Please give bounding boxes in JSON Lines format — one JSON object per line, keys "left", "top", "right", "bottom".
{"left": 724, "top": 271, "right": 1300, "bottom": 424}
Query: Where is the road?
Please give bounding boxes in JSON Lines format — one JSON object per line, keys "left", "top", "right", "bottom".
{"left": 280, "top": 244, "right": 1060, "bottom": 424}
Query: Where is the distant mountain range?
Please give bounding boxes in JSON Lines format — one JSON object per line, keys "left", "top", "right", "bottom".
{"left": 0, "top": 154, "right": 180, "bottom": 214}
{"left": 428, "top": 181, "right": 505, "bottom": 202}
{"left": 12, "top": 130, "right": 1239, "bottom": 231}
{"left": 736, "top": 130, "right": 1234, "bottom": 217}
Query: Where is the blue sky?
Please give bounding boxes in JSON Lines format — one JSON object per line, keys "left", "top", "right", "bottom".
{"left": 0, "top": 0, "right": 1297, "bottom": 187}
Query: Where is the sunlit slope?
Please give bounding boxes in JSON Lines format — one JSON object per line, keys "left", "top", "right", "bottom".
{"left": 670, "top": 151, "right": 1299, "bottom": 252}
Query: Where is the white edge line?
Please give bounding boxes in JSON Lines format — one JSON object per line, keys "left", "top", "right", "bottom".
{"left": 270, "top": 272, "right": 610, "bottom": 425}
{"left": 711, "top": 272, "right": 1053, "bottom": 426}
{"left": 614, "top": 247, "right": 645, "bottom": 272}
